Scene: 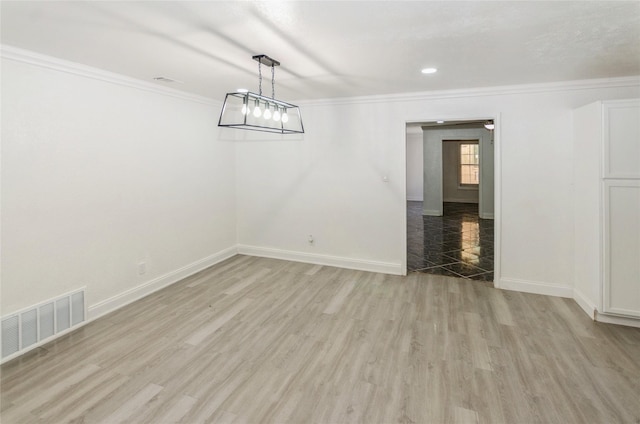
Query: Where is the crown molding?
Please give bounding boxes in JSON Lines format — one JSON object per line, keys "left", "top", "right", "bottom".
{"left": 1, "top": 45, "right": 219, "bottom": 107}
{"left": 4, "top": 45, "right": 638, "bottom": 109}
{"left": 298, "top": 76, "right": 640, "bottom": 107}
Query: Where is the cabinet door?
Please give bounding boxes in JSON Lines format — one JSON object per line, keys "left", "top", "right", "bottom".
{"left": 603, "top": 100, "right": 640, "bottom": 179}
{"left": 603, "top": 180, "right": 640, "bottom": 317}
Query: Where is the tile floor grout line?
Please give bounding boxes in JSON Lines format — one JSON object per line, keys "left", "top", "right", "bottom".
{"left": 407, "top": 201, "right": 494, "bottom": 281}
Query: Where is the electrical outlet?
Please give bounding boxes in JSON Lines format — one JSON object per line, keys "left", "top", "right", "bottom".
{"left": 138, "top": 262, "right": 146, "bottom": 275}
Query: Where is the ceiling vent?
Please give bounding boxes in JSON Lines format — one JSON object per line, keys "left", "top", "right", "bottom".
{"left": 153, "top": 76, "right": 182, "bottom": 84}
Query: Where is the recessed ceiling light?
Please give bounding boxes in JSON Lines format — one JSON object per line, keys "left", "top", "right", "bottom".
{"left": 237, "top": 88, "right": 249, "bottom": 93}
{"left": 437, "top": 120, "right": 444, "bottom": 124}
{"left": 421, "top": 67, "right": 438, "bottom": 74}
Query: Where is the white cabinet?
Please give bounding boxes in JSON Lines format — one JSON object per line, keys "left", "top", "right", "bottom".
{"left": 604, "top": 104, "right": 640, "bottom": 179}
{"left": 603, "top": 180, "right": 640, "bottom": 316}
{"left": 574, "top": 99, "right": 640, "bottom": 322}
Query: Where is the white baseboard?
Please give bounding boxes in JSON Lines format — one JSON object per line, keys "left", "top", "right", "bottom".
{"left": 496, "top": 277, "right": 573, "bottom": 298}
{"left": 594, "top": 312, "right": 640, "bottom": 328}
{"left": 422, "top": 209, "right": 441, "bottom": 216}
{"left": 88, "top": 246, "right": 238, "bottom": 321}
{"left": 406, "top": 196, "right": 423, "bottom": 201}
{"left": 572, "top": 288, "right": 597, "bottom": 320}
{"left": 237, "top": 244, "right": 402, "bottom": 275}
{"left": 443, "top": 198, "right": 478, "bottom": 203}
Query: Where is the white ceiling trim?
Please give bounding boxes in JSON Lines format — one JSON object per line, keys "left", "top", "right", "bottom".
{"left": 1, "top": 45, "right": 219, "bottom": 107}
{"left": 3, "top": 44, "right": 639, "bottom": 111}
{"left": 299, "top": 76, "right": 640, "bottom": 107}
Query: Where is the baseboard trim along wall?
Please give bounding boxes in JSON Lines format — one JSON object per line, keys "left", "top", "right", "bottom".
{"left": 496, "top": 277, "right": 574, "bottom": 298}
{"left": 6, "top": 244, "right": 638, "bottom": 365}
{"left": 572, "top": 288, "right": 640, "bottom": 327}
{"left": 594, "top": 312, "right": 640, "bottom": 328}
{"left": 573, "top": 288, "right": 598, "bottom": 320}
{"left": 237, "top": 244, "right": 403, "bottom": 275}
{"left": 422, "top": 209, "right": 441, "bottom": 216}
{"left": 88, "top": 246, "right": 238, "bottom": 321}
{"left": 442, "top": 198, "right": 478, "bottom": 203}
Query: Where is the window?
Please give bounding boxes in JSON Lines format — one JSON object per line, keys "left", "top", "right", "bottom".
{"left": 460, "top": 143, "right": 479, "bottom": 185}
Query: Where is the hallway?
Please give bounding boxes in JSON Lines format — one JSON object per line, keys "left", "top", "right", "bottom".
{"left": 407, "top": 201, "right": 494, "bottom": 281}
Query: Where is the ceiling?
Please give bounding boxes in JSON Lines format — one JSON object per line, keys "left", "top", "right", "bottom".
{"left": 2, "top": 1, "right": 639, "bottom": 101}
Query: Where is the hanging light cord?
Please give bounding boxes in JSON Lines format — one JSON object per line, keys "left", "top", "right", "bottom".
{"left": 271, "top": 64, "right": 275, "bottom": 99}
{"left": 257, "top": 59, "right": 263, "bottom": 96}
{"left": 256, "top": 58, "right": 277, "bottom": 99}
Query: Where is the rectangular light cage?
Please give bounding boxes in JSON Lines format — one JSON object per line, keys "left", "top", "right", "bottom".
{"left": 218, "top": 91, "right": 304, "bottom": 134}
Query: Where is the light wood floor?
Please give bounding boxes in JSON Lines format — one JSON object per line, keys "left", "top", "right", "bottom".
{"left": 2, "top": 255, "right": 639, "bottom": 423}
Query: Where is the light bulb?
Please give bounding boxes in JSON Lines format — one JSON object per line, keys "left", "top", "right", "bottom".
{"left": 241, "top": 104, "right": 248, "bottom": 115}
{"left": 281, "top": 111, "right": 289, "bottom": 123}
{"left": 253, "top": 102, "right": 262, "bottom": 117}
{"left": 273, "top": 108, "right": 281, "bottom": 122}
{"left": 263, "top": 106, "right": 271, "bottom": 120}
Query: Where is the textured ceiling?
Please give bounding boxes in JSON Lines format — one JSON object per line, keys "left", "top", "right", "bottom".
{"left": 2, "top": 1, "right": 639, "bottom": 101}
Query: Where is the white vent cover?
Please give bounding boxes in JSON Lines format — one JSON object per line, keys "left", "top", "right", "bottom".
{"left": 1, "top": 288, "right": 85, "bottom": 362}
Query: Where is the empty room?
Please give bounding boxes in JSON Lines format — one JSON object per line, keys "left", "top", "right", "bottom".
{"left": 1, "top": 1, "right": 639, "bottom": 423}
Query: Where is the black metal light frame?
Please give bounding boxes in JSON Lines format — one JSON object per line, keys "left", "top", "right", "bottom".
{"left": 218, "top": 55, "right": 304, "bottom": 134}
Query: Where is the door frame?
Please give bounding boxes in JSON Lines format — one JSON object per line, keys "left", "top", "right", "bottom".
{"left": 402, "top": 115, "right": 501, "bottom": 287}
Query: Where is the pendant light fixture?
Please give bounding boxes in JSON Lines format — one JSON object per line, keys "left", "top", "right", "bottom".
{"left": 218, "top": 55, "right": 304, "bottom": 134}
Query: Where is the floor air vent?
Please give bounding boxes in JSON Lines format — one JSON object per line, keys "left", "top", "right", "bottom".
{"left": 1, "top": 288, "right": 85, "bottom": 362}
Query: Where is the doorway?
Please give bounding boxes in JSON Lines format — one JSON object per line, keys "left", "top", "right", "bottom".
{"left": 406, "top": 121, "right": 495, "bottom": 282}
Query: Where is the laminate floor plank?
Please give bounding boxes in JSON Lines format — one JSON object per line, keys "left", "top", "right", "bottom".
{"left": 38, "top": 370, "right": 130, "bottom": 423}
{"left": 323, "top": 279, "right": 358, "bottom": 315}
{"left": 0, "top": 318, "right": 118, "bottom": 387}
{"left": 2, "top": 255, "right": 640, "bottom": 423}
{"left": 96, "top": 382, "right": 164, "bottom": 424}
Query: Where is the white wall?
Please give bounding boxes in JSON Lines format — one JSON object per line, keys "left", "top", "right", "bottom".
{"left": 573, "top": 101, "right": 603, "bottom": 311}
{"left": 3, "top": 45, "right": 640, "bottom": 322}
{"left": 405, "top": 130, "right": 423, "bottom": 201}
{"left": 422, "top": 128, "right": 493, "bottom": 217}
{"left": 234, "top": 100, "right": 404, "bottom": 274}
{"left": 442, "top": 141, "right": 479, "bottom": 203}
{"left": 422, "top": 128, "right": 443, "bottom": 216}
{"left": 480, "top": 128, "right": 495, "bottom": 219}
{"left": 1, "top": 50, "right": 237, "bottom": 318}
{"left": 236, "top": 79, "right": 640, "bottom": 293}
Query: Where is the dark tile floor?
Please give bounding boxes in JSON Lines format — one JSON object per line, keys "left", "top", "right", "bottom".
{"left": 407, "top": 201, "right": 494, "bottom": 281}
